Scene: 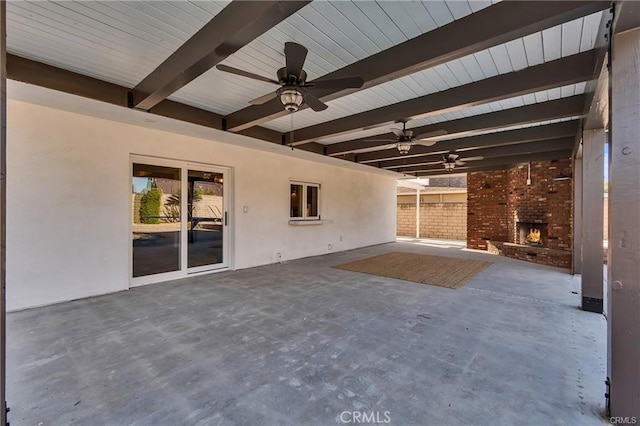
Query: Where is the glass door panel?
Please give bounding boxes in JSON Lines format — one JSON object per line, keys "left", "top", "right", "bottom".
{"left": 132, "top": 163, "right": 181, "bottom": 277}
{"left": 187, "top": 169, "right": 225, "bottom": 269}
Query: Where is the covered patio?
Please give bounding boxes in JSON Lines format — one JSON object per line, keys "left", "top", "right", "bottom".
{"left": 0, "top": 0, "right": 638, "bottom": 423}
{"left": 8, "top": 240, "right": 606, "bottom": 425}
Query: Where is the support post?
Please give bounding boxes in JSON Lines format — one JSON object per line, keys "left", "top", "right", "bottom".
{"left": 0, "top": 1, "right": 7, "bottom": 424}
{"left": 581, "top": 129, "right": 605, "bottom": 312}
{"left": 415, "top": 189, "right": 420, "bottom": 239}
{"left": 608, "top": 26, "right": 640, "bottom": 419}
{"left": 573, "top": 156, "right": 583, "bottom": 274}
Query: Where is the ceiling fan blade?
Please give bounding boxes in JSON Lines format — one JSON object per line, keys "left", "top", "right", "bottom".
{"left": 216, "top": 64, "right": 280, "bottom": 84}
{"left": 456, "top": 161, "right": 466, "bottom": 166}
{"left": 372, "top": 144, "right": 397, "bottom": 150}
{"left": 362, "top": 138, "right": 396, "bottom": 142}
{"left": 415, "top": 129, "right": 448, "bottom": 140}
{"left": 307, "top": 76, "right": 364, "bottom": 90}
{"left": 463, "top": 156, "right": 484, "bottom": 162}
{"left": 303, "top": 92, "right": 328, "bottom": 112}
{"left": 390, "top": 128, "right": 405, "bottom": 137}
{"left": 249, "top": 91, "right": 277, "bottom": 105}
{"left": 447, "top": 153, "right": 460, "bottom": 161}
{"left": 414, "top": 139, "right": 437, "bottom": 147}
{"left": 285, "top": 42, "right": 308, "bottom": 79}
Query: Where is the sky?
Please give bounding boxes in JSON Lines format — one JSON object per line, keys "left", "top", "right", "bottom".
{"left": 604, "top": 144, "right": 609, "bottom": 182}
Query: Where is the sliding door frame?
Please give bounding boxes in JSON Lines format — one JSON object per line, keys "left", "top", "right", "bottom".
{"left": 129, "top": 155, "right": 233, "bottom": 288}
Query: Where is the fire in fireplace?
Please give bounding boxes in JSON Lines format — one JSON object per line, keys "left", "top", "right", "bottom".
{"left": 517, "top": 222, "right": 547, "bottom": 247}
{"left": 526, "top": 228, "right": 542, "bottom": 245}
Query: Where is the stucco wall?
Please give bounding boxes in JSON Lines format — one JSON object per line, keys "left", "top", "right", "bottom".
{"left": 7, "top": 99, "right": 397, "bottom": 310}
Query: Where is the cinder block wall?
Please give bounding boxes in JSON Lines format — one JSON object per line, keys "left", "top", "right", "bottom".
{"left": 397, "top": 203, "right": 417, "bottom": 236}
{"left": 397, "top": 202, "right": 467, "bottom": 240}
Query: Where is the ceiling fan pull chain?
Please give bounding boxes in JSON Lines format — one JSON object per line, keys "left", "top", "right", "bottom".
{"left": 290, "top": 111, "right": 295, "bottom": 150}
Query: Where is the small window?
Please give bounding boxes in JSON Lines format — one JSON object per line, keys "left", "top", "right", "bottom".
{"left": 290, "top": 181, "right": 320, "bottom": 220}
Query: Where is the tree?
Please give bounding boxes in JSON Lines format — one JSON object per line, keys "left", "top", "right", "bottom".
{"left": 139, "top": 188, "right": 162, "bottom": 224}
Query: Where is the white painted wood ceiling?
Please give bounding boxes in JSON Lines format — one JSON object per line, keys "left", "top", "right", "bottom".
{"left": 260, "top": 11, "right": 602, "bottom": 137}
{"left": 169, "top": 0, "right": 500, "bottom": 115}
{"left": 7, "top": 1, "right": 230, "bottom": 86}
{"left": 6, "top": 1, "right": 602, "bottom": 144}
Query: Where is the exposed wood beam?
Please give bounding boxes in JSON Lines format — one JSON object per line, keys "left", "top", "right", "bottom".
{"left": 289, "top": 51, "right": 597, "bottom": 145}
{"left": 342, "top": 95, "right": 584, "bottom": 163}
{"left": 409, "top": 164, "right": 513, "bottom": 177}
{"left": 6, "top": 54, "right": 328, "bottom": 153}
{"left": 613, "top": 0, "right": 640, "bottom": 34}
{"left": 582, "top": 6, "right": 613, "bottom": 133}
{"left": 132, "top": 1, "right": 310, "bottom": 110}
{"left": 580, "top": 0, "right": 640, "bottom": 140}
{"left": 402, "top": 164, "right": 511, "bottom": 177}
{"left": 226, "top": 1, "right": 610, "bottom": 132}
{"left": 325, "top": 95, "right": 585, "bottom": 156}
{"left": 399, "top": 150, "right": 572, "bottom": 175}
{"left": 7, "top": 54, "right": 130, "bottom": 107}
{"left": 359, "top": 120, "right": 580, "bottom": 165}
{"left": 382, "top": 137, "right": 575, "bottom": 170}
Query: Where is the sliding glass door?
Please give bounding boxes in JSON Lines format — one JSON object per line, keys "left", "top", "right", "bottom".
{"left": 131, "top": 159, "right": 229, "bottom": 283}
{"left": 187, "top": 168, "right": 226, "bottom": 271}
{"left": 132, "top": 164, "right": 181, "bottom": 277}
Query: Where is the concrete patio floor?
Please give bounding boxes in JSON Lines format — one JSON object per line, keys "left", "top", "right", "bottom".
{"left": 7, "top": 240, "right": 607, "bottom": 425}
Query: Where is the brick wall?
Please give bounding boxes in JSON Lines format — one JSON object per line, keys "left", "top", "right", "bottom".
{"left": 397, "top": 202, "right": 467, "bottom": 240}
{"left": 507, "top": 160, "right": 573, "bottom": 252}
{"left": 467, "top": 159, "right": 573, "bottom": 268}
{"left": 467, "top": 170, "right": 509, "bottom": 250}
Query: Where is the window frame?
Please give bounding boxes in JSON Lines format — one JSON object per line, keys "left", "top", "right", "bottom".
{"left": 290, "top": 180, "right": 321, "bottom": 221}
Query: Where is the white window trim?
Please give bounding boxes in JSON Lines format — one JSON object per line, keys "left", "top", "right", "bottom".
{"left": 290, "top": 180, "right": 321, "bottom": 221}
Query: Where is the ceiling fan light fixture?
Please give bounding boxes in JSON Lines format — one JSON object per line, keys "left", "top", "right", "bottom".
{"left": 277, "top": 87, "right": 304, "bottom": 112}
{"left": 397, "top": 141, "right": 412, "bottom": 155}
{"left": 444, "top": 162, "right": 456, "bottom": 171}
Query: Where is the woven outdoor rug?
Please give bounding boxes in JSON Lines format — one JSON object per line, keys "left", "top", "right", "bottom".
{"left": 333, "top": 252, "right": 492, "bottom": 289}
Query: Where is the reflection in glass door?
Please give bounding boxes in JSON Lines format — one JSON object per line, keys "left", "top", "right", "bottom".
{"left": 187, "top": 169, "right": 225, "bottom": 269}
{"left": 132, "top": 164, "right": 181, "bottom": 277}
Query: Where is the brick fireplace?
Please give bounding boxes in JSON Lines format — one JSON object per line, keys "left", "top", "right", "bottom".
{"left": 467, "top": 159, "right": 573, "bottom": 268}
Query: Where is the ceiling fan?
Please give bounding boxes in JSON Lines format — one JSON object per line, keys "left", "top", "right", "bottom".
{"left": 441, "top": 152, "right": 483, "bottom": 171}
{"left": 216, "top": 42, "right": 364, "bottom": 113}
{"left": 362, "top": 121, "right": 447, "bottom": 155}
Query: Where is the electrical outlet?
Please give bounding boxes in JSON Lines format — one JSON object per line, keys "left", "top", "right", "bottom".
{"left": 243, "top": 205, "right": 249, "bottom": 213}
{"left": 339, "top": 235, "right": 343, "bottom": 242}
{"left": 276, "top": 252, "right": 282, "bottom": 263}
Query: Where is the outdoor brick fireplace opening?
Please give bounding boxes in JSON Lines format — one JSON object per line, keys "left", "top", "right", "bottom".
{"left": 517, "top": 222, "right": 548, "bottom": 247}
